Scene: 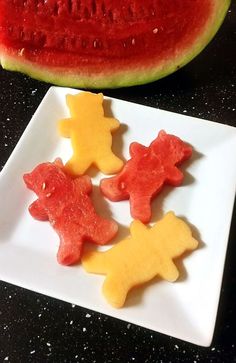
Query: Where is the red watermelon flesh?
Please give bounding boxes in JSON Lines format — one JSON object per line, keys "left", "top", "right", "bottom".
{"left": 100, "top": 130, "right": 192, "bottom": 223}
{"left": 0, "top": 0, "right": 230, "bottom": 88}
{"left": 23, "top": 159, "right": 118, "bottom": 265}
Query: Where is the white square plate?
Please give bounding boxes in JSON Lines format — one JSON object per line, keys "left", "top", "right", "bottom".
{"left": 0, "top": 87, "right": 236, "bottom": 347}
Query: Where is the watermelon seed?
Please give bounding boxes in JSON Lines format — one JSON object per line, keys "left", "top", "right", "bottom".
{"left": 93, "top": 39, "right": 102, "bottom": 49}
{"left": 76, "top": 0, "right": 81, "bottom": 11}
{"left": 153, "top": 28, "right": 158, "bottom": 34}
{"left": 68, "top": 0, "right": 72, "bottom": 14}
{"left": 120, "top": 182, "right": 126, "bottom": 190}
{"left": 20, "top": 30, "right": 25, "bottom": 40}
{"left": 46, "top": 193, "right": 52, "bottom": 198}
{"left": 101, "top": 2, "right": 106, "bottom": 16}
{"left": 81, "top": 39, "right": 88, "bottom": 48}
{"left": 140, "top": 6, "right": 147, "bottom": 17}
{"left": 151, "top": 9, "right": 156, "bottom": 16}
{"left": 108, "top": 10, "right": 113, "bottom": 22}
{"left": 128, "top": 6, "right": 134, "bottom": 18}
{"left": 91, "top": 0, "right": 96, "bottom": 15}
{"left": 7, "top": 26, "right": 13, "bottom": 35}
{"left": 131, "top": 38, "right": 135, "bottom": 45}
{"left": 42, "top": 182, "right": 46, "bottom": 190}
{"left": 83, "top": 7, "right": 90, "bottom": 19}
{"left": 53, "top": 2, "right": 59, "bottom": 16}
{"left": 18, "top": 48, "right": 25, "bottom": 56}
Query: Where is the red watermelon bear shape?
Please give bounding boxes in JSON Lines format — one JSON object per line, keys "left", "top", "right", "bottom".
{"left": 100, "top": 130, "right": 192, "bottom": 223}
{"left": 23, "top": 158, "right": 118, "bottom": 265}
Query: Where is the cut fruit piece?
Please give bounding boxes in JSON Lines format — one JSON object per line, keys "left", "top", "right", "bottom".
{"left": 23, "top": 159, "right": 118, "bottom": 265}
{"left": 0, "top": 0, "right": 231, "bottom": 89}
{"left": 82, "top": 212, "right": 199, "bottom": 308}
{"left": 100, "top": 130, "right": 192, "bottom": 223}
{"left": 58, "top": 91, "right": 123, "bottom": 175}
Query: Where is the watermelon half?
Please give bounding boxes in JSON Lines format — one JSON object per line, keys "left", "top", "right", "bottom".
{"left": 0, "top": 0, "right": 231, "bottom": 89}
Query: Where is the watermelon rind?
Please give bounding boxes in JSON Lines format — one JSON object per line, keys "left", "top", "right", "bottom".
{"left": 0, "top": 0, "right": 231, "bottom": 89}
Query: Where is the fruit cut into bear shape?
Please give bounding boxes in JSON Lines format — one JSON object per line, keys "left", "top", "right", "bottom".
{"left": 100, "top": 130, "right": 192, "bottom": 223}
{"left": 23, "top": 159, "right": 118, "bottom": 266}
{"left": 58, "top": 91, "right": 123, "bottom": 175}
{"left": 82, "top": 211, "right": 199, "bottom": 308}
{"left": 0, "top": 0, "right": 231, "bottom": 88}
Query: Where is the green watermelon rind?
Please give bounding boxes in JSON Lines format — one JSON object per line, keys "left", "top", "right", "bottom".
{"left": 0, "top": 0, "right": 231, "bottom": 89}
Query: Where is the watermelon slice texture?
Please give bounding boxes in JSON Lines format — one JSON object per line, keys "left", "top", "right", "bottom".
{"left": 100, "top": 130, "right": 192, "bottom": 223}
{"left": 23, "top": 159, "right": 118, "bottom": 266}
{"left": 0, "top": 0, "right": 231, "bottom": 89}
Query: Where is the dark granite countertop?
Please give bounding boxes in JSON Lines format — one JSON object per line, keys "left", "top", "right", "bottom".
{"left": 0, "top": 3, "right": 235, "bottom": 363}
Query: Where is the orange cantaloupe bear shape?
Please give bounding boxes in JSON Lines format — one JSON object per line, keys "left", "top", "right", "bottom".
{"left": 82, "top": 211, "right": 198, "bottom": 308}
{"left": 58, "top": 91, "right": 123, "bottom": 175}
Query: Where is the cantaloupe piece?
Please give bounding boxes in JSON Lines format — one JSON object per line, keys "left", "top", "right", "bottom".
{"left": 82, "top": 212, "right": 198, "bottom": 308}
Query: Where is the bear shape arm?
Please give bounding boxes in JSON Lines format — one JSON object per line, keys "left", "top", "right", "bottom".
{"left": 164, "top": 165, "right": 184, "bottom": 186}
{"left": 73, "top": 175, "right": 92, "bottom": 195}
{"left": 105, "top": 117, "right": 121, "bottom": 132}
{"left": 28, "top": 199, "right": 49, "bottom": 221}
{"left": 129, "top": 142, "right": 148, "bottom": 158}
{"left": 58, "top": 118, "right": 72, "bottom": 138}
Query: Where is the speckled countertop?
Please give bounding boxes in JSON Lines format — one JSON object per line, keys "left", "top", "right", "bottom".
{"left": 0, "top": 4, "right": 236, "bottom": 363}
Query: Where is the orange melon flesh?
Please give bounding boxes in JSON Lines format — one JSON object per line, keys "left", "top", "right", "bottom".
{"left": 0, "top": 0, "right": 231, "bottom": 89}
{"left": 58, "top": 91, "right": 124, "bottom": 175}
